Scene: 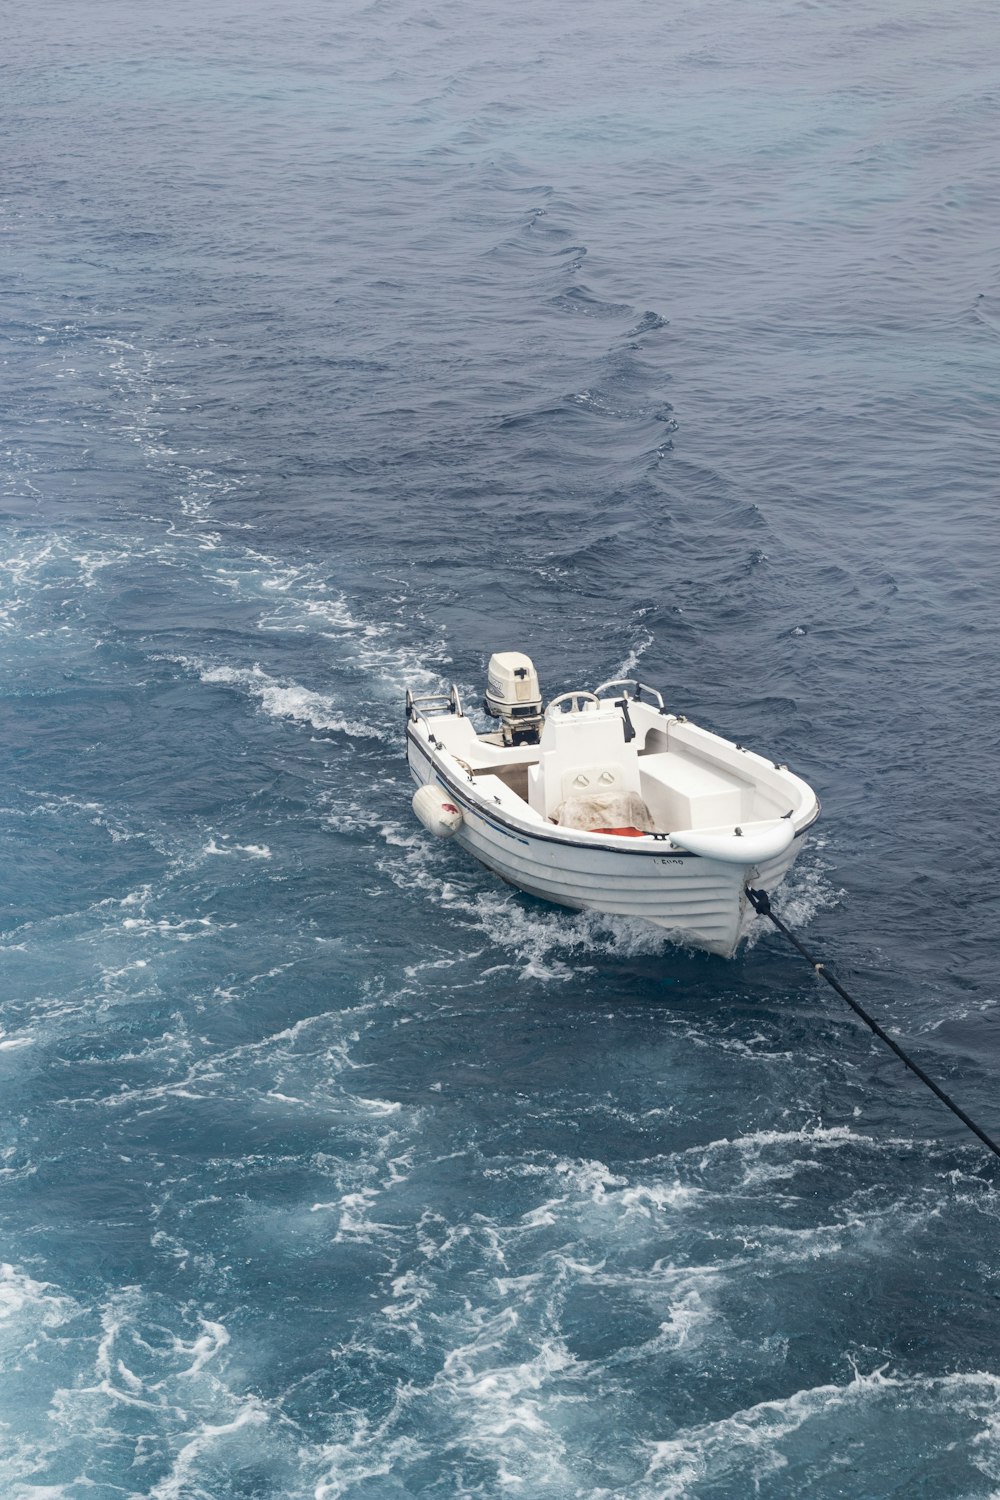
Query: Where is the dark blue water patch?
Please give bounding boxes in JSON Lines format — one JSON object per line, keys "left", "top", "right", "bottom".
{"left": 547, "top": 286, "right": 635, "bottom": 319}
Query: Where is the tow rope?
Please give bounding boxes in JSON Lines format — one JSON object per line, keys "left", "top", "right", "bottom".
{"left": 745, "top": 886, "right": 1000, "bottom": 1166}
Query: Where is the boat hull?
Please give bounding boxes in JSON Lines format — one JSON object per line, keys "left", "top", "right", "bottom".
{"left": 407, "top": 734, "right": 805, "bottom": 957}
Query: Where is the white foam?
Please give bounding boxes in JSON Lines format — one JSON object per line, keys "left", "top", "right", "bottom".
{"left": 308, "top": 1187, "right": 399, "bottom": 1245}
{"left": 744, "top": 844, "right": 842, "bottom": 947}
{"left": 0, "top": 1264, "right": 76, "bottom": 1331}
{"left": 645, "top": 1367, "right": 1000, "bottom": 1497}
{"left": 184, "top": 659, "right": 388, "bottom": 740}
{"left": 174, "top": 1319, "right": 230, "bottom": 1379}
{"left": 656, "top": 1286, "right": 715, "bottom": 1349}
{"left": 686, "top": 1123, "right": 861, "bottom": 1160}
{"left": 553, "top": 1158, "right": 627, "bottom": 1200}
{"left": 179, "top": 541, "right": 452, "bottom": 712}
{"left": 70, "top": 549, "right": 118, "bottom": 588}
{"left": 120, "top": 914, "right": 236, "bottom": 943}
{"left": 0, "top": 520, "right": 455, "bottom": 769}
{"left": 355, "top": 1096, "right": 403, "bottom": 1116}
{"left": 615, "top": 624, "right": 654, "bottom": 678}
{"left": 381, "top": 1269, "right": 433, "bottom": 1329}
{"left": 0, "top": 1035, "right": 33, "bottom": 1052}
{"left": 313, "top": 1428, "right": 425, "bottom": 1500}
{"left": 377, "top": 826, "right": 671, "bottom": 981}
{"left": 146, "top": 1401, "right": 269, "bottom": 1500}
{"left": 40, "top": 1287, "right": 277, "bottom": 1498}
{"left": 421, "top": 1322, "right": 583, "bottom": 1491}
{"left": 201, "top": 836, "right": 272, "bottom": 861}
{"left": 618, "top": 1181, "right": 701, "bottom": 1215}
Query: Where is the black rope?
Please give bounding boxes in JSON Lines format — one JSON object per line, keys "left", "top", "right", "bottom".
{"left": 745, "top": 886, "right": 1000, "bottom": 1165}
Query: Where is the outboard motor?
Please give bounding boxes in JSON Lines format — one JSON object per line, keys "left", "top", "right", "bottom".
{"left": 483, "top": 651, "right": 543, "bottom": 746}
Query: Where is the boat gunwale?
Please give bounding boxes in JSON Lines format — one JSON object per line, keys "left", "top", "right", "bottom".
{"left": 406, "top": 725, "right": 821, "bottom": 860}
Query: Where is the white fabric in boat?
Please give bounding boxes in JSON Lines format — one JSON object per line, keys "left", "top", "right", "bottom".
{"left": 553, "top": 790, "right": 655, "bottom": 832}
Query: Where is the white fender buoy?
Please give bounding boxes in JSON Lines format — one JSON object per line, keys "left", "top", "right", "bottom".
{"left": 669, "top": 819, "right": 795, "bottom": 864}
{"left": 412, "top": 784, "right": 463, "bottom": 838}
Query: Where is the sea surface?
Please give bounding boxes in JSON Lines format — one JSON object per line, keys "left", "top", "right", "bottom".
{"left": 3, "top": 0, "right": 1000, "bottom": 1494}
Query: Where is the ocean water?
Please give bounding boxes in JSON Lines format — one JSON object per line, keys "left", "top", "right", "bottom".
{"left": 3, "top": 0, "right": 1000, "bottom": 1493}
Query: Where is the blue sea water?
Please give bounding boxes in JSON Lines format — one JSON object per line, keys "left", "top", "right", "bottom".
{"left": 3, "top": 0, "right": 1000, "bottom": 1493}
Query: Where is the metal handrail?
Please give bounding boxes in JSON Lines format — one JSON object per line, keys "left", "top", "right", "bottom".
{"left": 406, "top": 684, "right": 464, "bottom": 723}
{"left": 592, "top": 677, "right": 666, "bottom": 712}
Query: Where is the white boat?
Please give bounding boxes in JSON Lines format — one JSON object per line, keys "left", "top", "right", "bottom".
{"left": 405, "top": 653, "right": 820, "bottom": 957}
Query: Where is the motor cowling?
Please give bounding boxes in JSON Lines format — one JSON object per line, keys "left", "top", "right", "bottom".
{"left": 483, "top": 651, "right": 543, "bottom": 746}
{"left": 412, "top": 784, "right": 463, "bottom": 838}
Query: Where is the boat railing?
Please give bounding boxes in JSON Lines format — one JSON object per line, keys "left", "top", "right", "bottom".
{"left": 592, "top": 677, "right": 667, "bottom": 713}
{"left": 406, "top": 683, "right": 464, "bottom": 724}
